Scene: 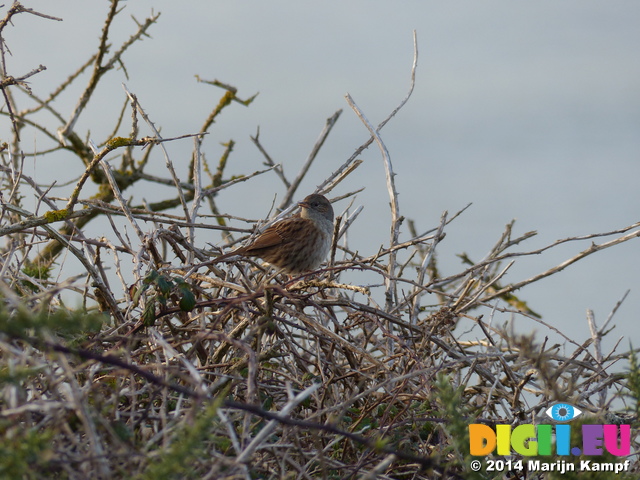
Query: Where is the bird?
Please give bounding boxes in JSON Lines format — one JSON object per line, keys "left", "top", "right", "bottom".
{"left": 212, "top": 194, "right": 334, "bottom": 274}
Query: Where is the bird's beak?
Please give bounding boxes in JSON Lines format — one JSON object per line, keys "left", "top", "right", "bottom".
{"left": 298, "top": 200, "right": 309, "bottom": 209}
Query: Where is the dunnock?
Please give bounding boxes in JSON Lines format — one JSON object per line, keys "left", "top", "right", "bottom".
{"left": 213, "top": 194, "right": 334, "bottom": 274}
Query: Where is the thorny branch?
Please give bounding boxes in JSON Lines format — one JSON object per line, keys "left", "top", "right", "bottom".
{"left": 1, "top": 7, "right": 638, "bottom": 480}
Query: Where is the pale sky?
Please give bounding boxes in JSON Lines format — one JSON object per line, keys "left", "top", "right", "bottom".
{"left": 4, "top": 1, "right": 640, "bottom": 352}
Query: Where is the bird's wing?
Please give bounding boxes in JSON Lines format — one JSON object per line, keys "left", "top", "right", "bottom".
{"left": 243, "top": 226, "right": 285, "bottom": 252}
{"left": 242, "top": 217, "right": 305, "bottom": 255}
{"left": 243, "top": 217, "right": 296, "bottom": 256}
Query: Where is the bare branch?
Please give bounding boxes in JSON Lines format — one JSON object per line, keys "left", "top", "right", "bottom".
{"left": 280, "top": 109, "right": 342, "bottom": 209}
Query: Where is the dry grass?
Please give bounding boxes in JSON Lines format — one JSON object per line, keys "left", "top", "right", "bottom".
{"left": 1, "top": 2, "right": 639, "bottom": 479}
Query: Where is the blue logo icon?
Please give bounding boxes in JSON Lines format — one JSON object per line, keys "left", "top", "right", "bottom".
{"left": 545, "top": 403, "right": 583, "bottom": 422}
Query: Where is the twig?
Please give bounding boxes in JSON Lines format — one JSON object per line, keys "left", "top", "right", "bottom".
{"left": 344, "top": 95, "right": 399, "bottom": 312}
{"left": 96, "top": 150, "right": 146, "bottom": 243}
{"left": 318, "top": 32, "right": 420, "bottom": 198}
{"left": 250, "top": 127, "right": 290, "bottom": 188}
{"left": 410, "top": 210, "right": 447, "bottom": 323}
{"left": 235, "top": 382, "right": 321, "bottom": 463}
{"left": 343, "top": 31, "right": 418, "bottom": 312}
{"left": 0, "top": 64, "right": 47, "bottom": 89}
{"left": 189, "top": 135, "right": 204, "bottom": 250}
{"left": 481, "top": 227, "right": 640, "bottom": 303}
{"left": 58, "top": 3, "right": 159, "bottom": 140}
{"left": 280, "top": 109, "right": 342, "bottom": 209}
{"left": 122, "top": 84, "right": 192, "bottom": 223}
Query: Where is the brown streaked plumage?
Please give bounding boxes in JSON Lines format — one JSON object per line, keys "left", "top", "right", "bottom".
{"left": 213, "top": 194, "right": 334, "bottom": 274}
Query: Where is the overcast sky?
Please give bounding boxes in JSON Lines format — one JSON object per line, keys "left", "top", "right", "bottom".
{"left": 4, "top": 1, "right": 640, "bottom": 354}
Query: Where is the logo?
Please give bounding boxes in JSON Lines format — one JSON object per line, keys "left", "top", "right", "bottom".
{"left": 469, "top": 403, "right": 630, "bottom": 457}
{"left": 545, "top": 403, "right": 582, "bottom": 423}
